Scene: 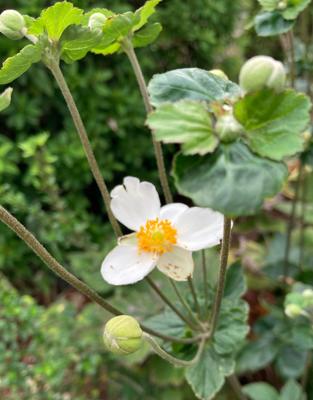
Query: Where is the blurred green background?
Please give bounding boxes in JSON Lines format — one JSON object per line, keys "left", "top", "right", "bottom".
{"left": 0, "top": 0, "right": 281, "bottom": 399}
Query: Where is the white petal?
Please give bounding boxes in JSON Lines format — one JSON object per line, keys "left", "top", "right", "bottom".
{"left": 101, "top": 245, "right": 157, "bottom": 285}
{"left": 159, "top": 203, "right": 188, "bottom": 223}
{"left": 175, "top": 207, "right": 224, "bottom": 251}
{"left": 157, "top": 246, "right": 194, "bottom": 281}
{"left": 110, "top": 176, "right": 161, "bottom": 231}
{"left": 118, "top": 233, "right": 137, "bottom": 246}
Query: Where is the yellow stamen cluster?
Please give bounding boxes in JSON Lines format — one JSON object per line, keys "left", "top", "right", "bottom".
{"left": 137, "top": 218, "right": 177, "bottom": 255}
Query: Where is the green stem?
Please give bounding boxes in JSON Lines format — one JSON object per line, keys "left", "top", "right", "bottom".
{"left": 209, "top": 218, "right": 232, "bottom": 337}
{"left": 143, "top": 333, "right": 206, "bottom": 367}
{"left": 168, "top": 279, "right": 202, "bottom": 328}
{"left": 188, "top": 276, "right": 201, "bottom": 318}
{"left": 122, "top": 39, "right": 173, "bottom": 204}
{"left": 201, "top": 250, "right": 209, "bottom": 319}
{"left": 288, "top": 30, "right": 296, "bottom": 87}
{"left": 227, "top": 375, "right": 247, "bottom": 400}
{"left": 146, "top": 276, "right": 198, "bottom": 330}
{"left": 284, "top": 163, "right": 303, "bottom": 279}
{"left": 299, "top": 170, "right": 307, "bottom": 271}
{"left": 301, "top": 351, "right": 312, "bottom": 396}
{"left": 47, "top": 60, "right": 122, "bottom": 238}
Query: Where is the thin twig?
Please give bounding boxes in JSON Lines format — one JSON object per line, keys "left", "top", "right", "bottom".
{"left": 201, "top": 250, "right": 209, "bottom": 319}
{"left": 188, "top": 276, "right": 201, "bottom": 318}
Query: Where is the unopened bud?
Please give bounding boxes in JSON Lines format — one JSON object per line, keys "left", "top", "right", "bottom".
{"left": 0, "top": 10, "right": 25, "bottom": 40}
{"left": 303, "top": 289, "right": 313, "bottom": 299}
{"left": 88, "top": 13, "right": 107, "bottom": 31}
{"left": 277, "top": 0, "right": 288, "bottom": 9}
{"left": 0, "top": 87, "right": 13, "bottom": 112}
{"left": 209, "top": 69, "right": 229, "bottom": 81}
{"left": 239, "top": 56, "right": 286, "bottom": 93}
{"left": 285, "top": 303, "right": 302, "bottom": 318}
{"left": 103, "top": 315, "right": 143, "bottom": 355}
{"left": 216, "top": 114, "right": 244, "bottom": 143}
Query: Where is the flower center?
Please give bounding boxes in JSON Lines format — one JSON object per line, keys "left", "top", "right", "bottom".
{"left": 136, "top": 218, "right": 177, "bottom": 255}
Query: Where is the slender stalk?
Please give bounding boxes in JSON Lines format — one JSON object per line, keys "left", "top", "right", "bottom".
{"left": 0, "top": 204, "right": 196, "bottom": 345}
{"left": 187, "top": 276, "right": 201, "bottom": 318}
{"left": 169, "top": 279, "right": 201, "bottom": 328}
{"left": 47, "top": 60, "right": 122, "bottom": 238}
{"left": 284, "top": 163, "right": 303, "bottom": 278}
{"left": 287, "top": 30, "right": 296, "bottom": 87}
{"left": 201, "top": 250, "right": 209, "bottom": 318}
{"left": 299, "top": 171, "right": 307, "bottom": 271}
{"left": 227, "top": 375, "right": 247, "bottom": 400}
{"left": 209, "top": 218, "right": 232, "bottom": 337}
{"left": 301, "top": 352, "right": 312, "bottom": 396}
{"left": 122, "top": 39, "right": 173, "bottom": 204}
{"left": 146, "top": 276, "right": 198, "bottom": 330}
{"left": 143, "top": 333, "right": 206, "bottom": 367}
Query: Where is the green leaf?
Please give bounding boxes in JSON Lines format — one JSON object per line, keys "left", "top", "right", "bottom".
{"left": 173, "top": 141, "right": 287, "bottom": 217}
{"left": 61, "top": 25, "right": 102, "bottom": 63}
{"left": 0, "top": 87, "right": 12, "bottom": 112}
{"left": 147, "top": 100, "right": 218, "bottom": 155}
{"left": 282, "top": 0, "right": 311, "bottom": 20}
{"left": 185, "top": 347, "right": 235, "bottom": 400}
{"left": 234, "top": 89, "right": 311, "bottom": 161}
{"left": 133, "top": 22, "right": 162, "bottom": 48}
{"left": 280, "top": 380, "right": 306, "bottom": 400}
{"left": 243, "top": 383, "right": 279, "bottom": 400}
{"left": 224, "top": 262, "right": 247, "bottom": 300}
{"left": 144, "top": 308, "right": 186, "bottom": 338}
{"left": 29, "top": 1, "right": 83, "bottom": 40}
{"left": 0, "top": 44, "right": 43, "bottom": 85}
{"left": 133, "top": 0, "right": 162, "bottom": 31}
{"left": 148, "top": 68, "right": 240, "bottom": 107}
{"left": 254, "top": 11, "right": 294, "bottom": 36}
{"left": 276, "top": 345, "right": 307, "bottom": 379}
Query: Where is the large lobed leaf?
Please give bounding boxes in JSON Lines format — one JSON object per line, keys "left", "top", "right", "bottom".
{"left": 173, "top": 141, "right": 288, "bottom": 217}
{"left": 254, "top": 11, "right": 294, "bottom": 36}
{"left": 234, "top": 89, "right": 311, "bottom": 161}
{"left": 147, "top": 100, "right": 218, "bottom": 155}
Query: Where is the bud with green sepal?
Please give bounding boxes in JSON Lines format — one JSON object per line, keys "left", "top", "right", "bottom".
{"left": 0, "top": 88, "right": 13, "bottom": 112}
{"left": 103, "top": 315, "right": 143, "bottom": 355}
{"left": 0, "top": 10, "right": 26, "bottom": 40}
{"left": 285, "top": 303, "right": 303, "bottom": 319}
{"left": 239, "top": 56, "right": 286, "bottom": 93}
{"left": 216, "top": 113, "right": 244, "bottom": 143}
{"left": 209, "top": 69, "right": 229, "bottom": 81}
{"left": 88, "top": 13, "right": 107, "bottom": 31}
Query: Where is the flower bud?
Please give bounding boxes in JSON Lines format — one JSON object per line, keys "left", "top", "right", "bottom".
{"left": 88, "top": 13, "right": 107, "bottom": 31}
{"left": 239, "top": 56, "right": 286, "bottom": 93}
{"left": 285, "top": 303, "right": 302, "bottom": 318}
{"left": 303, "top": 289, "right": 313, "bottom": 299}
{"left": 103, "top": 315, "right": 143, "bottom": 355}
{"left": 0, "top": 10, "right": 26, "bottom": 40}
{"left": 209, "top": 69, "right": 229, "bottom": 81}
{"left": 0, "top": 87, "right": 13, "bottom": 112}
{"left": 216, "top": 114, "right": 244, "bottom": 143}
{"left": 277, "top": 0, "right": 288, "bottom": 9}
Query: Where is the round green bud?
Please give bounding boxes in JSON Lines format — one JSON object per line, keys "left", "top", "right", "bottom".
{"left": 285, "top": 303, "right": 302, "bottom": 318}
{"left": 209, "top": 69, "right": 229, "bottom": 80}
{"left": 0, "top": 10, "right": 26, "bottom": 40}
{"left": 216, "top": 113, "right": 244, "bottom": 143}
{"left": 88, "top": 13, "right": 107, "bottom": 31}
{"left": 277, "top": 0, "right": 288, "bottom": 9}
{"left": 103, "top": 315, "right": 143, "bottom": 355}
{"left": 239, "top": 56, "right": 286, "bottom": 93}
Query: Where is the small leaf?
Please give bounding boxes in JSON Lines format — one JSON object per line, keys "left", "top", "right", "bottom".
{"left": 147, "top": 100, "right": 218, "bottom": 155}
{"left": 275, "top": 345, "right": 308, "bottom": 379}
{"left": 133, "top": 22, "right": 162, "bottom": 48}
{"left": 173, "top": 141, "right": 288, "bottom": 217}
{"left": 282, "top": 0, "right": 311, "bottom": 20}
{"left": 148, "top": 68, "right": 240, "bottom": 107}
{"left": 243, "top": 383, "right": 279, "bottom": 400}
{"left": 144, "top": 308, "right": 186, "bottom": 338}
{"left": 254, "top": 11, "right": 294, "bottom": 36}
{"left": 234, "top": 89, "right": 311, "bottom": 161}
{"left": 133, "top": 0, "right": 162, "bottom": 31}
{"left": 0, "top": 44, "right": 43, "bottom": 85}
{"left": 280, "top": 380, "right": 306, "bottom": 400}
{"left": 0, "top": 87, "right": 12, "bottom": 112}
{"left": 185, "top": 347, "right": 235, "bottom": 400}
{"left": 29, "top": 1, "right": 83, "bottom": 40}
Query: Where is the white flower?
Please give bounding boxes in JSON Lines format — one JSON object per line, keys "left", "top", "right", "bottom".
{"left": 101, "top": 177, "right": 225, "bottom": 285}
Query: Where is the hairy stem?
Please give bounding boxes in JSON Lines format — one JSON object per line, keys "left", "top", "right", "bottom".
{"left": 201, "top": 250, "right": 209, "bottom": 318}
{"left": 122, "top": 39, "right": 173, "bottom": 204}
{"left": 188, "top": 276, "right": 201, "bottom": 318}
{"left": 143, "top": 333, "right": 206, "bottom": 367}
{"left": 227, "top": 375, "right": 247, "bottom": 400}
{"left": 48, "top": 60, "right": 122, "bottom": 238}
{"left": 299, "top": 171, "right": 307, "bottom": 271}
{"left": 209, "top": 218, "right": 232, "bottom": 337}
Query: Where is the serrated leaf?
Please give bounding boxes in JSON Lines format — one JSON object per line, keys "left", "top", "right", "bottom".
{"left": 280, "top": 380, "right": 306, "bottom": 400}
{"left": 276, "top": 345, "right": 307, "bottom": 378}
{"left": 185, "top": 347, "right": 235, "bottom": 400}
{"left": 0, "top": 87, "right": 12, "bottom": 112}
{"left": 133, "top": 0, "right": 162, "bottom": 31}
{"left": 254, "top": 11, "right": 294, "bottom": 36}
{"left": 148, "top": 68, "right": 240, "bottom": 107}
{"left": 282, "top": 0, "right": 311, "bottom": 20}
{"left": 29, "top": 1, "right": 83, "bottom": 40}
{"left": 234, "top": 89, "right": 311, "bottom": 161}
{"left": 243, "top": 383, "right": 279, "bottom": 400}
{"left": 173, "top": 141, "right": 288, "bottom": 217}
{"left": 147, "top": 100, "right": 218, "bottom": 155}
{"left": 133, "top": 22, "right": 162, "bottom": 48}
{"left": 144, "top": 308, "right": 186, "bottom": 338}
{"left": 61, "top": 25, "right": 102, "bottom": 62}
{"left": 0, "top": 44, "right": 43, "bottom": 85}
